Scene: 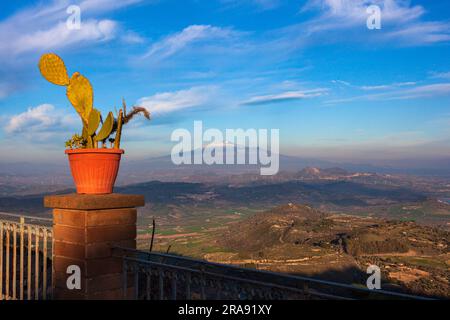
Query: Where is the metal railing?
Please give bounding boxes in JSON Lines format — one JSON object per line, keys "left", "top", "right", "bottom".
{"left": 114, "top": 247, "right": 432, "bottom": 300}
{"left": 0, "top": 212, "right": 435, "bottom": 301}
{"left": 0, "top": 213, "right": 52, "bottom": 300}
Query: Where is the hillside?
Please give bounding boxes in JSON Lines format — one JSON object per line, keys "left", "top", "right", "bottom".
{"left": 211, "top": 204, "right": 450, "bottom": 298}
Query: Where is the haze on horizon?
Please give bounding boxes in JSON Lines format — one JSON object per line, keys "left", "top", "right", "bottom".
{"left": 0, "top": 0, "right": 449, "bottom": 170}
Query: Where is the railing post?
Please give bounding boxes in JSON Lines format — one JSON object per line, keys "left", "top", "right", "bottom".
{"left": 19, "top": 217, "right": 24, "bottom": 300}
{"left": 44, "top": 193, "right": 144, "bottom": 300}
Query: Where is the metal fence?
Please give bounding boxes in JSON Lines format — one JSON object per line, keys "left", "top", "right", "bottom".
{"left": 0, "top": 213, "right": 53, "bottom": 300}
{"left": 114, "top": 246, "right": 432, "bottom": 300}
{"left": 0, "top": 213, "right": 434, "bottom": 301}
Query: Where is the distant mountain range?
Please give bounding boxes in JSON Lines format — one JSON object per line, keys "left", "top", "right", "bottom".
{"left": 1, "top": 145, "right": 450, "bottom": 190}
{"left": 0, "top": 174, "right": 429, "bottom": 213}
{"left": 117, "top": 148, "right": 450, "bottom": 184}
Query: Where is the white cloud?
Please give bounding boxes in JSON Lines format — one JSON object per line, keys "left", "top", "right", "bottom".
{"left": 78, "top": 0, "right": 144, "bottom": 14}
{"left": 332, "top": 80, "right": 417, "bottom": 91}
{"left": 331, "top": 80, "right": 352, "bottom": 87}
{"left": 4, "top": 104, "right": 77, "bottom": 135}
{"left": 300, "top": 0, "right": 450, "bottom": 45}
{"left": 401, "top": 83, "right": 450, "bottom": 99}
{"left": 302, "top": 0, "right": 424, "bottom": 24}
{"left": 327, "top": 82, "right": 450, "bottom": 104}
{"left": 383, "top": 21, "right": 450, "bottom": 45}
{"left": 8, "top": 20, "right": 117, "bottom": 55}
{"left": 137, "top": 86, "right": 218, "bottom": 115}
{"left": 142, "top": 25, "right": 240, "bottom": 60}
{"left": 121, "top": 30, "right": 146, "bottom": 44}
{"left": 360, "top": 82, "right": 417, "bottom": 91}
{"left": 241, "top": 88, "right": 327, "bottom": 105}
{"left": 429, "top": 71, "right": 450, "bottom": 80}
{"left": 0, "top": 0, "right": 145, "bottom": 99}
{"left": 0, "top": 0, "right": 143, "bottom": 58}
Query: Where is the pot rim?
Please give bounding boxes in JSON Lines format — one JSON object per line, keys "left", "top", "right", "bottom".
{"left": 65, "top": 148, "right": 124, "bottom": 155}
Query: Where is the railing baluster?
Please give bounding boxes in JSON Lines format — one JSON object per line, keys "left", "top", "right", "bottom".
{"left": 146, "top": 269, "right": 151, "bottom": 300}
{"left": 5, "top": 224, "right": 10, "bottom": 300}
{"left": 186, "top": 272, "right": 191, "bottom": 300}
{"left": 34, "top": 226, "right": 39, "bottom": 300}
{"left": 200, "top": 267, "right": 206, "bottom": 300}
{"left": 19, "top": 218, "right": 24, "bottom": 300}
{"left": 122, "top": 259, "right": 128, "bottom": 299}
{"left": 134, "top": 266, "right": 139, "bottom": 300}
{"left": 43, "top": 229, "right": 48, "bottom": 300}
{"left": 51, "top": 228, "right": 54, "bottom": 301}
{"left": 158, "top": 269, "right": 164, "bottom": 300}
{"left": 215, "top": 281, "right": 222, "bottom": 299}
{"left": 12, "top": 224, "right": 17, "bottom": 299}
{"left": 0, "top": 223, "right": 3, "bottom": 300}
{"left": 27, "top": 225, "right": 31, "bottom": 300}
{"left": 171, "top": 273, "right": 177, "bottom": 300}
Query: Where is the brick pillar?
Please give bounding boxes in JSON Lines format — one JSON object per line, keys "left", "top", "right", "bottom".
{"left": 44, "top": 193, "right": 144, "bottom": 300}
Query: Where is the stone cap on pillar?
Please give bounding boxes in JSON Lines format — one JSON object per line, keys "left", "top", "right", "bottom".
{"left": 44, "top": 193, "right": 145, "bottom": 210}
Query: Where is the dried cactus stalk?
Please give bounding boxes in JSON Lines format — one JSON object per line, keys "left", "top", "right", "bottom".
{"left": 124, "top": 106, "right": 150, "bottom": 124}
{"left": 66, "top": 72, "right": 93, "bottom": 124}
{"left": 38, "top": 53, "right": 70, "bottom": 86}
{"left": 114, "top": 109, "right": 124, "bottom": 149}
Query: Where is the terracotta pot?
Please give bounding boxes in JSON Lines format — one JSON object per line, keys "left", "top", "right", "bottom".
{"left": 65, "top": 148, "right": 124, "bottom": 194}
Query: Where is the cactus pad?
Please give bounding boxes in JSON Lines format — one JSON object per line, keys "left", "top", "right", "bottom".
{"left": 66, "top": 72, "right": 93, "bottom": 124}
{"left": 87, "top": 109, "right": 101, "bottom": 136}
{"left": 38, "top": 53, "right": 70, "bottom": 86}
{"left": 95, "top": 112, "right": 114, "bottom": 141}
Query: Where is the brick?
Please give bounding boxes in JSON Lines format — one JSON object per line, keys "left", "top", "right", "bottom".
{"left": 53, "top": 209, "right": 86, "bottom": 227}
{"left": 85, "top": 257, "right": 123, "bottom": 277}
{"left": 86, "top": 224, "right": 136, "bottom": 243}
{"left": 53, "top": 256, "right": 86, "bottom": 275}
{"left": 86, "top": 239, "right": 136, "bottom": 259}
{"left": 86, "top": 273, "right": 123, "bottom": 292}
{"left": 53, "top": 225, "right": 85, "bottom": 244}
{"left": 53, "top": 271, "right": 133, "bottom": 294}
{"left": 54, "top": 241, "right": 85, "bottom": 260}
{"left": 86, "top": 208, "right": 137, "bottom": 226}
{"left": 53, "top": 256, "right": 122, "bottom": 277}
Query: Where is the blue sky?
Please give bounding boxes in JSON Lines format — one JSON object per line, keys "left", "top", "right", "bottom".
{"left": 0, "top": 0, "right": 450, "bottom": 165}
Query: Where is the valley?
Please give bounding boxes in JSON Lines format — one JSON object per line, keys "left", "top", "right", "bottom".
{"left": 1, "top": 166, "right": 449, "bottom": 298}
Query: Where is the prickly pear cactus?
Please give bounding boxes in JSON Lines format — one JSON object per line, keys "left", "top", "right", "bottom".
{"left": 66, "top": 72, "right": 93, "bottom": 124}
{"left": 38, "top": 53, "right": 70, "bottom": 86}
{"left": 38, "top": 53, "right": 151, "bottom": 150}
